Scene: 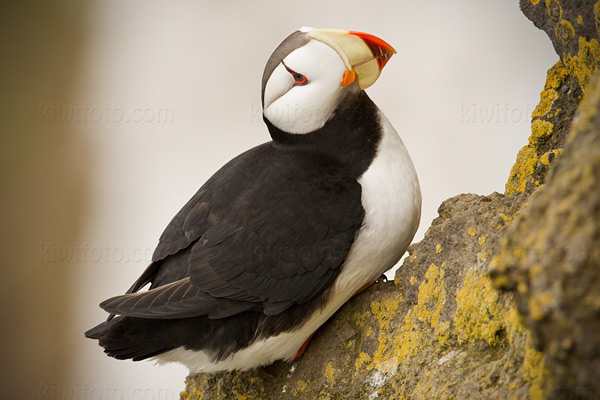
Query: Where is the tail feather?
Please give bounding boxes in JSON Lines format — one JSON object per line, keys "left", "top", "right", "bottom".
{"left": 85, "top": 311, "right": 263, "bottom": 363}
{"left": 84, "top": 321, "right": 109, "bottom": 339}
{"left": 84, "top": 316, "right": 177, "bottom": 361}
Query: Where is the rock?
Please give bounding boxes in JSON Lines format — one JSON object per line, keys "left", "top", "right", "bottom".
{"left": 506, "top": 0, "right": 600, "bottom": 195}
{"left": 491, "top": 71, "right": 600, "bottom": 400}
{"left": 182, "top": 2, "right": 600, "bottom": 399}
{"left": 494, "top": 2, "right": 600, "bottom": 397}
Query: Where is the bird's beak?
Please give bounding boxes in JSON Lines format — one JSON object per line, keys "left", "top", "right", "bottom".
{"left": 308, "top": 28, "right": 396, "bottom": 90}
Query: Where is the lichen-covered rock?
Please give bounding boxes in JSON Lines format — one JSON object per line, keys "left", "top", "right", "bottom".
{"left": 491, "top": 71, "right": 600, "bottom": 399}
{"left": 182, "top": 2, "right": 600, "bottom": 399}
{"left": 521, "top": 0, "right": 600, "bottom": 84}
{"left": 506, "top": 0, "right": 600, "bottom": 195}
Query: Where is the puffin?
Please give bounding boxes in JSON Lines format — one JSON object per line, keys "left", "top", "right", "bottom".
{"left": 85, "top": 27, "right": 421, "bottom": 372}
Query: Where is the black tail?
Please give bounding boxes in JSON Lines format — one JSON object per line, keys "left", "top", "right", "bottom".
{"left": 86, "top": 312, "right": 264, "bottom": 362}
{"left": 84, "top": 316, "right": 177, "bottom": 361}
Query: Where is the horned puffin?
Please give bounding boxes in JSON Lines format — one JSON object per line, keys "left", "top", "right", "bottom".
{"left": 85, "top": 27, "right": 421, "bottom": 372}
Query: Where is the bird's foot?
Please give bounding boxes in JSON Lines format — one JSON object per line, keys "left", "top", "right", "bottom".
{"left": 351, "top": 273, "right": 387, "bottom": 299}
{"left": 284, "top": 331, "right": 317, "bottom": 362}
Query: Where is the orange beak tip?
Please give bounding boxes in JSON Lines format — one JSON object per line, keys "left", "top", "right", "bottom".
{"left": 340, "top": 69, "right": 356, "bottom": 86}
{"left": 349, "top": 30, "right": 396, "bottom": 70}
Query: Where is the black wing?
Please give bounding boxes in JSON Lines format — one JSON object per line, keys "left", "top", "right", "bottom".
{"left": 100, "top": 143, "right": 364, "bottom": 319}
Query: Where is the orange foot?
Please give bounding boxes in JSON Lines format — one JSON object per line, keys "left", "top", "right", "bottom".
{"left": 351, "top": 273, "right": 387, "bottom": 299}
{"left": 285, "top": 331, "right": 317, "bottom": 362}
{"left": 284, "top": 274, "right": 387, "bottom": 362}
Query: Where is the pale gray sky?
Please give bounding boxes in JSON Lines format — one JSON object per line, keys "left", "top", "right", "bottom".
{"left": 71, "top": 0, "right": 557, "bottom": 397}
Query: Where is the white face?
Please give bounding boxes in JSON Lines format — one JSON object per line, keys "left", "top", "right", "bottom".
{"left": 263, "top": 39, "right": 355, "bottom": 134}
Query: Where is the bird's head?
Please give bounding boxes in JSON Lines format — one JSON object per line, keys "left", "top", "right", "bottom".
{"left": 261, "top": 27, "right": 396, "bottom": 136}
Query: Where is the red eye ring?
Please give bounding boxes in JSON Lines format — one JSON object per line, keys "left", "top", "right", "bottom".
{"left": 293, "top": 73, "right": 308, "bottom": 86}
{"left": 281, "top": 60, "right": 308, "bottom": 86}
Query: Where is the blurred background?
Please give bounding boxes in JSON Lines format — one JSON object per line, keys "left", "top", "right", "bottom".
{"left": 2, "top": 0, "right": 556, "bottom": 399}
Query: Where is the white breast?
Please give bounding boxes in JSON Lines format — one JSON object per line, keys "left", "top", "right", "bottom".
{"left": 154, "top": 109, "right": 421, "bottom": 372}
{"left": 335, "top": 109, "right": 422, "bottom": 293}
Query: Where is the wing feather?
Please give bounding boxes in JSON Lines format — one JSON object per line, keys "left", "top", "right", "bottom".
{"left": 102, "top": 144, "right": 365, "bottom": 320}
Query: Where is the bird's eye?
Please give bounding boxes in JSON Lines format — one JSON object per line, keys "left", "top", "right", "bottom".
{"left": 281, "top": 60, "right": 308, "bottom": 86}
{"left": 293, "top": 73, "right": 308, "bottom": 86}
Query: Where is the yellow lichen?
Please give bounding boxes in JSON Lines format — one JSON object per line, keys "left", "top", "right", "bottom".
{"left": 523, "top": 333, "right": 551, "bottom": 399}
{"left": 539, "top": 148, "right": 563, "bottom": 165}
{"left": 479, "top": 249, "right": 492, "bottom": 262}
{"left": 295, "top": 379, "right": 308, "bottom": 392}
{"left": 503, "top": 306, "right": 525, "bottom": 347}
{"left": 368, "top": 295, "right": 403, "bottom": 372}
{"left": 569, "top": 74, "right": 600, "bottom": 138}
{"left": 546, "top": 0, "right": 562, "bottom": 21}
{"left": 530, "top": 119, "right": 555, "bottom": 142}
{"left": 454, "top": 270, "right": 504, "bottom": 344}
{"left": 528, "top": 290, "right": 556, "bottom": 320}
{"left": 369, "top": 264, "right": 448, "bottom": 375}
{"left": 416, "top": 264, "right": 450, "bottom": 343}
{"left": 517, "top": 281, "right": 529, "bottom": 294}
{"left": 505, "top": 62, "right": 570, "bottom": 195}
{"left": 325, "top": 363, "right": 335, "bottom": 385}
{"left": 491, "top": 245, "right": 553, "bottom": 397}
{"left": 545, "top": 61, "right": 569, "bottom": 89}
{"left": 577, "top": 15, "right": 583, "bottom": 24}
{"left": 531, "top": 88, "right": 558, "bottom": 118}
{"left": 498, "top": 212, "right": 512, "bottom": 223}
{"left": 467, "top": 226, "right": 476, "bottom": 237}
{"left": 435, "top": 243, "right": 442, "bottom": 254}
{"left": 355, "top": 352, "right": 372, "bottom": 369}
{"left": 545, "top": 107, "right": 562, "bottom": 119}
{"left": 563, "top": 37, "right": 600, "bottom": 91}
{"left": 506, "top": 145, "right": 539, "bottom": 195}
{"left": 555, "top": 19, "right": 575, "bottom": 45}
{"left": 370, "top": 296, "right": 400, "bottom": 332}
{"left": 409, "top": 276, "right": 417, "bottom": 286}
{"left": 478, "top": 234, "right": 487, "bottom": 246}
